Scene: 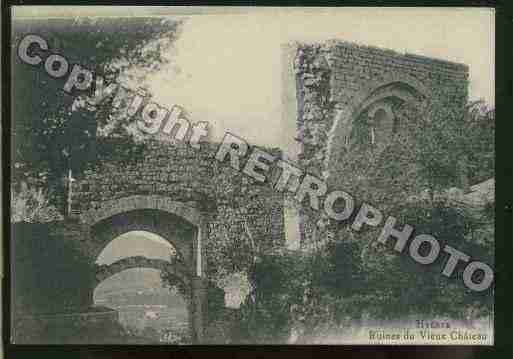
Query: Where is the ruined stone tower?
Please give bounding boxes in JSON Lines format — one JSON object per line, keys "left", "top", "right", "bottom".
{"left": 282, "top": 41, "right": 469, "bottom": 249}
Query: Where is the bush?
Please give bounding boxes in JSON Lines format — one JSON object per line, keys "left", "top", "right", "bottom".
{"left": 12, "top": 222, "right": 95, "bottom": 316}
{"left": 11, "top": 182, "right": 63, "bottom": 223}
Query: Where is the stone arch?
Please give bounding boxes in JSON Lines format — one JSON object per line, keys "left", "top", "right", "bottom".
{"left": 80, "top": 195, "right": 202, "bottom": 227}
{"left": 368, "top": 103, "right": 394, "bottom": 119}
{"left": 81, "top": 195, "right": 203, "bottom": 266}
{"left": 93, "top": 256, "right": 191, "bottom": 289}
{"left": 82, "top": 196, "right": 208, "bottom": 342}
{"left": 324, "top": 73, "right": 430, "bottom": 182}
{"left": 348, "top": 72, "right": 430, "bottom": 112}
{"left": 89, "top": 208, "right": 197, "bottom": 269}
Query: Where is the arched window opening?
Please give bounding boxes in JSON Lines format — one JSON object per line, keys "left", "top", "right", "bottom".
{"left": 93, "top": 231, "right": 190, "bottom": 344}
{"left": 347, "top": 92, "right": 418, "bottom": 150}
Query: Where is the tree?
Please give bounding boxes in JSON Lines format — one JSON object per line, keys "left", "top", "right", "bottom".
{"left": 238, "top": 88, "right": 495, "bottom": 342}
{"left": 12, "top": 17, "right": 183, "bottom": 208}
{"left": 328, "top": 90, "right": 495, "bottom": 321}
{"left": 12, "top": 222, "right": 95, "bottom": 317}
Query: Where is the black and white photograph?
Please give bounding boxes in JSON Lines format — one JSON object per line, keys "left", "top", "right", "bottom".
{"left": 8, "top": 6, "right": 495, "bottom": 345}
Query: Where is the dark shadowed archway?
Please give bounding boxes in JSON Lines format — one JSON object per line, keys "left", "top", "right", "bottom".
{"left": 90, "top": 209, "right": 197, "bottom": 269}
{"left": 80, "top": 196, "right": 208, "bottom": 343}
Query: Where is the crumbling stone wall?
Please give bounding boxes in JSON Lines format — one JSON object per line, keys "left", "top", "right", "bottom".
{"left": 292, "top": 40, "right": 469, "bottom": 247}
{"left": 13, "top": 138, "right": 286, "bottom": 343}
{"left": 71, "top": 139, "right": 285, "bottom": 252}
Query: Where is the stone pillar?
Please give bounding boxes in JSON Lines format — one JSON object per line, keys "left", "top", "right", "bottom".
{"left": 191, "top": 276, "right": 207, "bottom": 343}
{"left": 191, "top": 214, "right": 208, "bottom": 343}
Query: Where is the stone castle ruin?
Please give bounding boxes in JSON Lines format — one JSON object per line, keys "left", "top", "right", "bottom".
{"left": 13, "top": 139, "right": 285, "bottom": 343}
{"left": 13, "top": 39, "right": 471, "bottom": 344}
{"left": 283, "top": 41, "right": 469, "bottom": 248}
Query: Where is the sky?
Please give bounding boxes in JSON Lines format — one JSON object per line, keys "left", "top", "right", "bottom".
{"left": 144, "top": 8, "right": 495, "bottom": 148}
{"left": 14, "top": 7, "right": 495, "bottom": 150}
{"left": 96, "top": 231, "right": 176, "bottom": 265}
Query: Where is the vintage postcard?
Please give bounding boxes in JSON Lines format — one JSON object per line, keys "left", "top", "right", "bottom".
{"left": 9, "top": 6, "right": 494, "bottom": 344}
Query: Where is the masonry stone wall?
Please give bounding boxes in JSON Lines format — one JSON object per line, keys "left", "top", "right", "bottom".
{"left": 71, "top": 139, "right": 285, "bottom": 252}
{"left": 294, "top": 41, "right": 469, "bottom": 173}
{"left": 292, "top": 40, "right": 469, "bottom": 248}
{"left": 326, "top": 41, "right": 469, "bottom": 104}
